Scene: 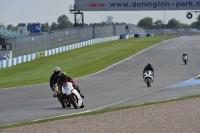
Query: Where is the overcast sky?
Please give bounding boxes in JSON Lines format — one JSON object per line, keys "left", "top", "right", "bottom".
{"left": 1, "top": 0, "right": 199, "bottom": 26}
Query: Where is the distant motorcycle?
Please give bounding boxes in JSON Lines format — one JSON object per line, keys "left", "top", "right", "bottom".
{"left": 54, "top": 81, "right": 84, "bottom": 109}
{"left": 143, "top": 70, "right": 154, "bottom": 87}
{"left": 182, "top": 55, "right": 188, "bottom": 65}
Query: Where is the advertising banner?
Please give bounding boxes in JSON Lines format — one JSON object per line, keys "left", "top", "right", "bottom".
{"left": 36, "top": 51, "right": 45, "bottom": 59}
{"left": 75, "top": 0, "right": 200, "bottom": 11}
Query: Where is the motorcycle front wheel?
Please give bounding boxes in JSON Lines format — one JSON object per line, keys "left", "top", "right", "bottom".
{"left": 60, "top": 95, "right": 67, "bottom": 108}
{"left": 69, "top": 94, "right": 79, "bottom": 109}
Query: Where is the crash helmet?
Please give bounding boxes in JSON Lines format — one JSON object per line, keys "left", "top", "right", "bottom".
{"left": 59, "top": 72, "right": 67, "bottom": 81}
{"left": 183, "top": 52, "right": 186, "bottom": 54}
{"left": 147, "top": 62, "right": 151, "bottom": 66}
{"left": 54, "top": 67, "right": 61, "bottom": 76}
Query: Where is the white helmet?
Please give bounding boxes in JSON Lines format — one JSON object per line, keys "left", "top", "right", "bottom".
{"left": 54, "top": 67, "right": 61, "bottom": 76}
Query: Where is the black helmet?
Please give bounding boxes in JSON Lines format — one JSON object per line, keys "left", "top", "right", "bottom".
{"left": 147, "top": 63, "right": 151, "bottom": 66}
{"left": 59, "top": 72, "right": 67, "bottom": 81}
{"left": 54, "top": 67, "right": 61, "bottom": 76}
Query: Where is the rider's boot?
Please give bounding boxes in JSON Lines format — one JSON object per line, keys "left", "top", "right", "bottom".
{"left": 67, "top": 101, "right": 71, "bottom": 107}
{"left": 75, "top": 86, "right": 85, "bottom": 98}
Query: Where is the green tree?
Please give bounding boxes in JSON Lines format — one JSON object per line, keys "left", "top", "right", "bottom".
{"left": 42, "top": 22, "right": 49, "bottom": 32}
{"left": 137, "top": 17, "right": 153, "bottom": 29}
{"left": 154, "top": 20, "right": 164, "bottom": 29}
{"left": 101, "top": 21, "right": 106, "bottom": 25}
{"left": 57, "top": 15, "right": 73, "bottom": 29}
{"left": 180, "top": 23, "right": 190, "bottom": 28}
{"left": 189, "top": 14, "right": 200, "bottom": 28}
{"left": 166, "top": 18, "right": 181, "bottom": 29}
{"left": 7, "top": 24, "right": 14, "bottom": 30}
{"left": 190, "top": 22, "right": 197, "bottom": 28}
{"left": 27, "top": 23, "right": 33, "bottom": 31}
{"left": 50, "top": 22, "right": 58, "bottom": 30}
{"left": 84, "top": 23, "right": 89, "bottom": 26}
{"left": 195, "top": 14, "right": 200, "bottom": 27}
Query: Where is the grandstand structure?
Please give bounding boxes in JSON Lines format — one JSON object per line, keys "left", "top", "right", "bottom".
{"left": 0, "top": 23, "right": 23, "bottom": 38}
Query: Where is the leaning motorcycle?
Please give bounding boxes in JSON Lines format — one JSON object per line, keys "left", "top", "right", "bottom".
{"left": 143, "top": 70, "right": 154, "bottom": 87}
{"left": 182, "top": 55, "right": 188, "bottom": 65}
{"left": 61, "top": 81, "right": 84, "bottom": 109}
{"left": 54, "top": 82, "right": 84, "bottom": 109}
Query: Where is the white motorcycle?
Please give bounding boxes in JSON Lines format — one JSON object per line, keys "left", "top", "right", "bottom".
{"left": 143, "top": 70, "right": 154, "bottom": 87}
{"left": 61, "top": 82, "right": 84, "bottom": 109}
{"left": 182, "top": 55, "right": 188, "bottom": 65}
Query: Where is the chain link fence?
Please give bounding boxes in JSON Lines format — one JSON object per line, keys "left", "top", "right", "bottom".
{"left": 3, "top": 24, "right": 145, "bottom": 58}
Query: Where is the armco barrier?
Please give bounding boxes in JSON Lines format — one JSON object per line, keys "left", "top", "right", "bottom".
{"left": 147, "top": 33, "right": 153, "bottom": 37}
{"left": 134, "top": 33, "right": 147, "bottom": 38}
{"left": 125, "top": 34, "right": 135, "bottom": 39}
{"left": 120, "top": 34, "right": 126, "bottom": 39}
{"left": 120, "top": 34, "right": 135, "bottom": 39}
{"left": 0, "top": 36, "right": 119, "bottom": 69}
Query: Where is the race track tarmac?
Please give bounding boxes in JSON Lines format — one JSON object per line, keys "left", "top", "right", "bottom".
{"left": 1, "top": 36, "right": 200, "bottom": 125}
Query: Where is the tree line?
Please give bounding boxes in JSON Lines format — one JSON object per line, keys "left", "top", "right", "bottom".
{"left": 137, "top": 14, "right": 200, "bottom": 29}
{"left": 4, "top": 14, "right": 200, "bottom": 32}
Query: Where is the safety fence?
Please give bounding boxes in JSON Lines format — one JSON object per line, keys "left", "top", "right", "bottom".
{"left": 0, "top": 32, "right": 147, "bottom": 69}
{"left": 3, "top": 24, "right": 144, "bottom": 58}
{"left": 0, "top": 36, "right": 122, "bottom": 69}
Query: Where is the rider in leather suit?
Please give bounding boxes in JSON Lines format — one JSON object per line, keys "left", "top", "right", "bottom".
{"left": 49, "top": 67, "right": 61, "bottom": 97}
{"left": 182, "top": 52, "right": 188, "bottom": 61}
{"left": 57, "top": 72, "right": 85, "bottom": 98}
{"left": 143, "top": 63, "right": 154, "bottom": 81}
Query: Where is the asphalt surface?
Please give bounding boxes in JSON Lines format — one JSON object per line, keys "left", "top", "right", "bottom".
{"left": 1, "top": 36, "right": 200, "bottom": 126}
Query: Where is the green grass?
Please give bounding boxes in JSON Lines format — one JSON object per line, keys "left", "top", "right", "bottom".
{"left": 0, "top": 94, "right": 200, "bottom": 129}
{"left": 0, "top": 36, "right": 176, "bottom": 88}
{"left": 196, "top": 76, "right": 200, "bottom": 79}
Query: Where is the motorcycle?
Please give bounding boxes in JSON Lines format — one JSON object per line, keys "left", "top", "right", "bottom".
{"left": 54, "top": 80, "right": 84, "bottom": 109}
{"left": 143, "top": 70, "right": 154, "bottom": 87}
{"left": 182, "top": 55, "right": 188, "bottom": 65}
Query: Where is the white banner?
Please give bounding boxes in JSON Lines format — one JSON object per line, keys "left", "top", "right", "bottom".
{"left": 75, "top": 0, "right": 200, "bottom": 11}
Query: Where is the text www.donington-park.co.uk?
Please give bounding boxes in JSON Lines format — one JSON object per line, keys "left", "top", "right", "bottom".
{"left": 110, "top": 1, "right": 200, "bottom": 8}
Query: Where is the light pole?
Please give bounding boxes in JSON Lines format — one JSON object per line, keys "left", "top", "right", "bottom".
{"left": 164, "top": 10, "right": 166, "bottom": 29}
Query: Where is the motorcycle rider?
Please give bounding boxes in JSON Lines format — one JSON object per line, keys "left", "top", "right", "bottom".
{"left": 49, "top": 67, "right": 61, "bottom": 97}
{"left": 57, "top": 72, "right": 85, "bottom": 99}
{"left": 143, "top": 63, "right": 155, "bottom": 82}
{"left": 182, "top": 52, "right": 188, "bottom": 61}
